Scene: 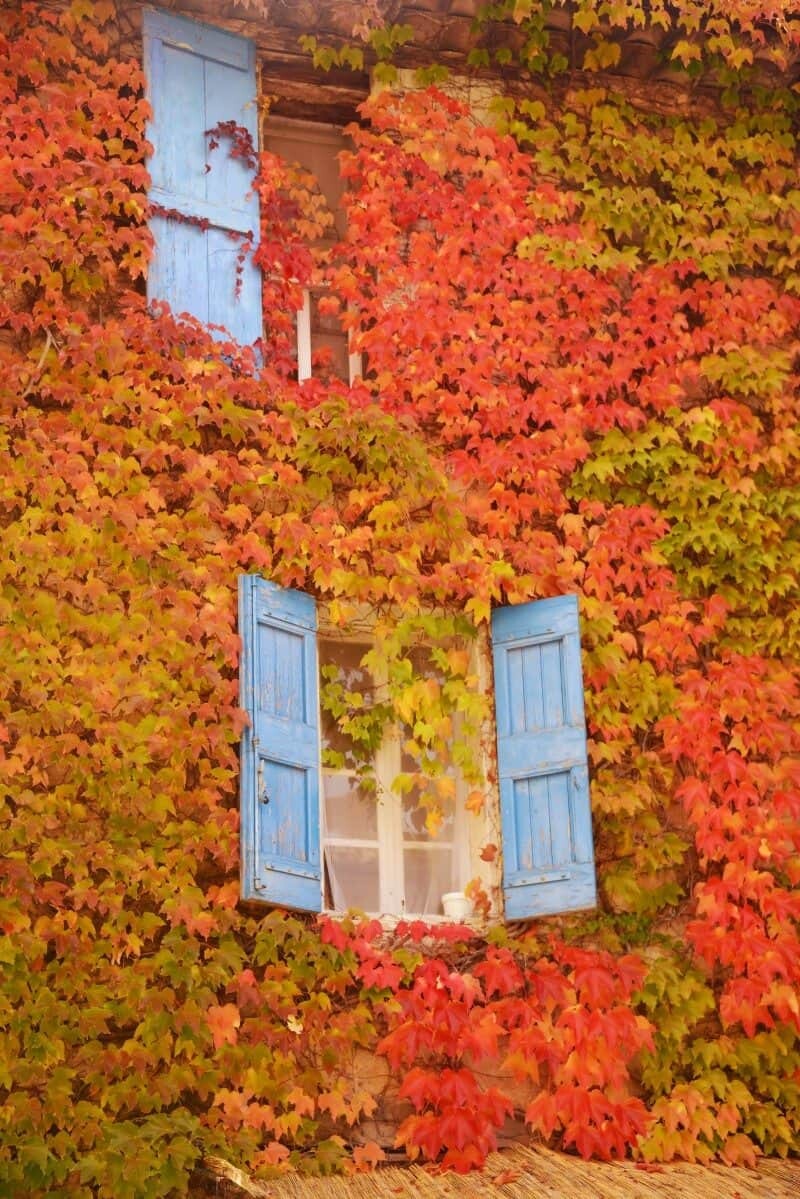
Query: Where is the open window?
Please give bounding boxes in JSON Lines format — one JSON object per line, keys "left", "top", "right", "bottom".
{"left": 318, "top": 635, "right": 476, "bottom": 916}
{"left": 144, "top": 8, "right": 361, "bottom": 379}
{"left": 239, "top": 576, "right": 596, "bottom": 921}
{"left": 263, "top": 115, "right": 361, "bottom": 384}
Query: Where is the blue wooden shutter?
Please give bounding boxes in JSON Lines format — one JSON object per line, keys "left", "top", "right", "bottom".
{"left": 239, "top": 576, "right": 321, "bottom": 910}
{"left": 143, "top": 9, "right": 261, "bottom": 346}
{"left": 492, "top": 595, "right": 596, "bottom": 919}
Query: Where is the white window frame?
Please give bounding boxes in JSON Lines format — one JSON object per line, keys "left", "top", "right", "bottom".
{"left": 261, "top": 114, "right": 360, "bottom": 384}
{"left": 317, "top": 626, "right": 499, "bottom": 920}
{"left": 296, "top": 288, "right": 362, "bottom": 385}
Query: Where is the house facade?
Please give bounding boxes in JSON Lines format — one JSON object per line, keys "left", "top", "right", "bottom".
{"left": 140, "top": 2, "right": 597, "bottom": 925}
{"left": 1, "top": 0, "right": 799, "bottom": 1193}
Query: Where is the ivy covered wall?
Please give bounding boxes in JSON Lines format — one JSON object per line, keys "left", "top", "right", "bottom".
{"left": 0, "top": 1, "right": 798, "bottom": 1194}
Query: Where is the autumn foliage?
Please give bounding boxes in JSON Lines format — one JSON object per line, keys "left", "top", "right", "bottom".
{"left": 1, "top": 0, "right": 799, "bottom": 1194}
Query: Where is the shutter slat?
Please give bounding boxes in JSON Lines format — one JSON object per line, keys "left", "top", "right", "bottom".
{"left": 144, "top": 10, "right": 261, "bottom": 347}
{"left": 239, "top": 577, "right": 321, "bottom": 911}
{"left": 492, "top": 595, "right": 596, "bottom": 919}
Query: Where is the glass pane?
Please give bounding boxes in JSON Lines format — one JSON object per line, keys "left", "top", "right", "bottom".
{"left": 318, "top": 639, "right": 372, "bottom": 758}
{"left": 400, "top": 748, "right": 454, "bottom": 843}
{"left": 325, "top": 846, "right": 380, "bottom": 913}
{"left": 403, "top": 848, "right": 458, "bottom": 917}
{"left": 262, "top": 119, "right": 348, "bottom": 240}
{"left": 310, "top": 291, "right": 351, "bottom": 382}
{"left": 324, "top": 771, "right": 378, "bottom": 839}
{"left": 401, "top": 788, "right": 455, "bottom": 843}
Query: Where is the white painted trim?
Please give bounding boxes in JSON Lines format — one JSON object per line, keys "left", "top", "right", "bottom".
{"left": 348, "top": 348, "right": 363, "bottom": 385}
{"left": 297, "top": 288, "right": 312, "bottom": 382}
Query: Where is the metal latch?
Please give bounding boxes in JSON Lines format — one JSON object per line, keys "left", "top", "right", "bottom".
{"left": 257, "top": 761, "right": 270, "bottom": 805}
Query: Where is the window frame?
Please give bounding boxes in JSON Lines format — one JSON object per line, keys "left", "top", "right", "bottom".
{"left": 262, "top": 112, "right": 362, "bottom": 384}
{"left": 316, "top": 627, "right": 494, "bottom": 919}
{"left": 239, "top": 576, "right": 596, "bottom": 922}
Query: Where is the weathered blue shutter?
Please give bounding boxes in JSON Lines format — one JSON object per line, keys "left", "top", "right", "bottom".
{"left": 143, "top": 9, "right": 261, "bottom": 346}
{"left": 492, "top": 595, "right": 596, "bottom": 919}
{"left": 239, "top": 576, "right": 321, "bottom": 910}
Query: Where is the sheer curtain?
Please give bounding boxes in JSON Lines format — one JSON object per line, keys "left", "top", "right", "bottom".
{"left": 323, "top": 771, "right": 466, "bottom": 917}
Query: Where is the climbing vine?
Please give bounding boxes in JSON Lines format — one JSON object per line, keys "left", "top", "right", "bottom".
{"left": 0, "top": 0, "right": 799, "bottom": 1194}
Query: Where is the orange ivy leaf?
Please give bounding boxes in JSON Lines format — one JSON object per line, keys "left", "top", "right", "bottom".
{"left": 352, "top": 1141, "right": 386, "bottom": 1169}
{"left": 206, "top": 1003, "right": 241, "bottom": 1049}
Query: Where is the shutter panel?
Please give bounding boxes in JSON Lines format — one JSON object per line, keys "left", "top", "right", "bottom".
{"left": 492, "top": 595, "right": 596, "bottom": 919}
{"left": 239, "top": 576, "right": 321, "bottom": 910}
{"left": 143, "top": 10, "right": 261, "bottom": 346}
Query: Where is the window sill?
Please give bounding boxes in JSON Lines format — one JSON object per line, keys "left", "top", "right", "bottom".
{"left": 321, "top": 909, "right": 497, "bottom": 936}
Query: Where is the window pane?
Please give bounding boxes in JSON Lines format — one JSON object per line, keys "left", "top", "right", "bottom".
{"left": 318, "top": 639, "right": 372, "bottom": 758}
{"left": 324, "top": 771, "right": 377, "bottom": 839}
{"left": 401, "top": 788, "right": 455, "bottom": 843}
{"left": 309, "top": 290, "right": 351, "bottom": 381}
{"left": 400, "top": 748, "right": 454, "bottom": 843}
{"left": 262, "top": 119, "right": 352, "bottom": 382}
{"left": 263, "top": 117, "right": 348, "bottom": 240}
{"left": 325, "top": 846, "right": 380, "bottom": 913}
{"left": 403, "top": 848, "right": 459, "bottom": 917}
